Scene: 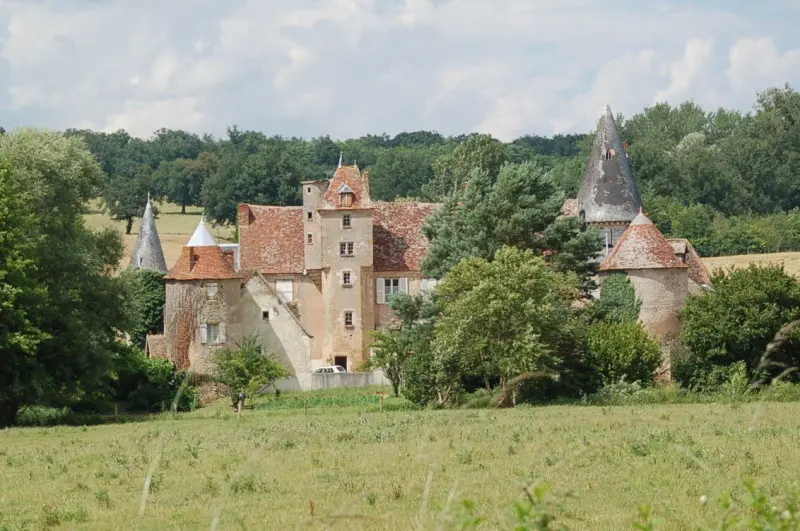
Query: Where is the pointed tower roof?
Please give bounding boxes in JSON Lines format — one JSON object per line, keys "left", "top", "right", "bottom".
{"left": 322, "top": 165, "right": 371, "bottom": 209}
{"left": 600, "top": 210, "right": 687, "bottom": 271}
{"left": 186, "top": 216, "right": 217, "bottom": 247}
{"left": 578, "top": 105, "right": 643, "bottom": 224}
{"left": 128, "top": 196, "right": 167, "bottom": 273}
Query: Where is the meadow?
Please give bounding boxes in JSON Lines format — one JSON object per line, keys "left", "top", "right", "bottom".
{"left": 2, "top": 389, "right": 800, "bottom": 530}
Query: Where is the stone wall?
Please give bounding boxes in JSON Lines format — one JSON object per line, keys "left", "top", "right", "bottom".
{"left": 270, "top": 370, "right": 391, "bottom": 392}
{"left": 232, "top": 274, "right": 313, "bottom": 375}
{"left": 164, "top": 279, "right": 243, "bottom": 374}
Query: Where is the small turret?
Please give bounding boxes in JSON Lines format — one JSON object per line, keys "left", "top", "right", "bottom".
{"left": 128, "top": 196, "right": 167, "bottom": 273}
{"left": 186, "top": 216, "right": 218, "bottom": 247}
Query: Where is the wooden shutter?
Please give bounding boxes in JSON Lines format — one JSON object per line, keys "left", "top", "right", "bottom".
{"left": 376, "top": 278, "right": 385, "bottom": 304}
{"left": 200, "top": 324, "right": 208, "bottom": 344}
{"left": 399, "top": 277, "right": 408, "bottom": 294}
{"left": 219, "top": 322, "right": 227, "bottom": 343}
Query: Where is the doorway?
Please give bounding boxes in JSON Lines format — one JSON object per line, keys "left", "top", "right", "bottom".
{"left": 334, "top": 356, "right": 348, "bottom": 371}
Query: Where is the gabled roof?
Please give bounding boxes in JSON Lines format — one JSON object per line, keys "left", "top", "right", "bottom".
{"left": 164, "top": 245, "right": 240, "bottom": 280}
{"left": 668, "top": 238, "right": 712, "bottom": 287}
{"left": 600, "top": 211, "right": 687, "bottom": 271}
{"left": 128, "top": 198, "right": 167, "bottom": 273}
{"left": 373, "top": 202, "right": 439, "bottom": 271}
{"left": 186, "top": 217, "right": 217, "bottom": 246}
{"left": 238, "top": 205, "right": 305, "bottom": 274}
{"left": 578, "top": 105, "right": 644, "bottom": 224}
{"left": 322, "top": 165, "right": 370, "bottom": 208}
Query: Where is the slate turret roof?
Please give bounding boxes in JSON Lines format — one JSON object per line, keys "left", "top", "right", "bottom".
{"left": 128, "top": 197, "right": 168, "bottom": 273}
{"left": 599, "top": 210, "right": 687, "bottom": 271}
{"left": 186, "top": 216, "right": 218, "bottom": 247}
{"left": 577, "top": 105, "right": 644, "bottom": 224}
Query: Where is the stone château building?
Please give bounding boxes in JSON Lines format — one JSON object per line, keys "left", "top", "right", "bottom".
{"left": 146, "top": 162, "right": 439, "bottom": 376}
{"left": 136, "top": 104, "right": 710, "bottom": 380}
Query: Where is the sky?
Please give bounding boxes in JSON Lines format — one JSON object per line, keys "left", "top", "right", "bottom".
{"left": 1, "top": 0, "right": 800, "bottom": 141}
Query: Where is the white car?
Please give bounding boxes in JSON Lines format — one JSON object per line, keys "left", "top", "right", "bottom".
{"left": 313, "top": 365, "right": 347, "bottom": 374}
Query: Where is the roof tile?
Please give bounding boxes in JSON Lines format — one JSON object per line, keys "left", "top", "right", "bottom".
{"left": 373, "top": 202, "right": 439, "bottom": 271}
{"left": 164, "top": 246, "right": 240, "bottom": 280}
{"left": 600, "top": 212, "right": 687, "bottom": 271}
{"left": 238, "top": 205, "right": 305, "bottom": 274}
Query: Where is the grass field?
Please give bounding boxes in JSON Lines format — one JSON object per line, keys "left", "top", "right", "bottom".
{"left": 2, "top": 392, "right": 799, "bottom": 530}
{"left": 84, "top": 202, "right": 235, "bottom": 272}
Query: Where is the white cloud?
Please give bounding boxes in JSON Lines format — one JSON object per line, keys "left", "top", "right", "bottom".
{"left": 655, "top": 38, "right": 717, "bottom": 104}
{"left": 727, "top": 38, "right": 800, "bottom": 95}
{"left": 1, "top": 0, "right": 799, "bottom": 140}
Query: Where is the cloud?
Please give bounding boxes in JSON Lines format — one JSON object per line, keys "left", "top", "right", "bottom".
{"left": 1, "top": 0, "right": 800, "bottom": 140}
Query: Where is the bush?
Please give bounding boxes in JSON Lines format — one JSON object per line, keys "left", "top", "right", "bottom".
{"left": 212, "top": 335, "right": 291, "bottom": 407}
{"left": 120, "top": 269, "right": 166, "bottom": 349}
{"left": 126, "top": 357, "right": 199, "bottom": 413}
{"left": 680, "top": 264, "right": 800, "bottom": 386}
{"left": 586, "top": 322, "right": 662, "bottom": 386}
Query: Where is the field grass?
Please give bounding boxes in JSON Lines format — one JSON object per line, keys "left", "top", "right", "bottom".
{"left": 84, "top": 201, "right": 235, "bottom": 273}
{"left": 2, "top": 393, "right": 800, "bottom": 530}
{"left": 702, "top": 251, "right": 800, "bottom": 277}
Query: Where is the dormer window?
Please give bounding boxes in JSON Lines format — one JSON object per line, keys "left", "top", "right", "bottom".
{"left": 337, "top": 184, "right": 355, "bottom": 207}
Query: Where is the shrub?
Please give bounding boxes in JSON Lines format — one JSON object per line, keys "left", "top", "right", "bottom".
{"left": 120, "top": 269, "right": 166, "bottom": 349}
{"left": 212, "top": 335, "right": 291, "bottom": 407}
{"left": 126, "top": 357, "right": 199, "bottom": 413}
{"left": 680, "top": 264, "right": 800, "bottom": 386}
{"left": 586, "top": 322, "right": 662, "bottom": 386}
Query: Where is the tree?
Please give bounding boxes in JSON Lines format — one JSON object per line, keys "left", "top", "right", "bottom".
{"left": 678, "top": 264, "right": 800, "bottom": 388}
{"left": 102, "top": 158, "right": 154, "bottom": 234}
{"left": 586, "top": 322, "right": 662, "bottom": 386}
{"left": 368, "top": 148, "right": 434, "bottom": 200}
{"left": 421, "top": 133, "right": 506, "bottom": 200}
{"left": 422, "top": 162, "right": 602, "bottom": 293}
{"left": 152, "top": 152, "right": 217, "bottom": 214}
{"left": 432, "top": 247, "right": 581, "bottom": 405}
{"left": 212, "top": 335, "right": 291, "bottom": 407}
{"left": 202, "top": 136, "right": 308, "bottom": 225}
{"left": 0, "top": 130, "right": 129, "bottom": 426}
{"left": 120, "top": 269, "right": 166, "bottom": 348}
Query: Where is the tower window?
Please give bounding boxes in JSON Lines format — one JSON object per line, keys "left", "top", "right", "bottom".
{"left": 342, "top": 271, "right": 352, "bottom": 286}
{"left": 344, "top": 311, "right": 354, "bottom": 327}
{"left": 205, "top": 282, "right": 219, "bottom": 300}
{"left": 340, "top": 192, "right": 354, "bottom": 207}
{"left": 339, "top": 241, "right": 354, "bottom": 256}
{"left": 262, "top": 311, "right": 269, "bottom": 320}
{"left": 307, "top": 233, "right": 313, "bottom": 245}
{"left": 307, "top": 187, "right": 311, "bottom": 193}
{"left": 307, "top": 211, "right": 313, "bottom": 221}
{"left": 342, "top": 214, "right": 351, "bottom": 228}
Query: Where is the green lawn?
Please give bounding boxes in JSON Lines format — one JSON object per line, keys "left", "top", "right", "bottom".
{"left": 2, "top": 395, "right": 799, "bottom": 530}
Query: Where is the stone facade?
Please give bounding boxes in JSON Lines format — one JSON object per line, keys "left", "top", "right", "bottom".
{"left": 162, "top": 164, "right": 440, "bottom": 376}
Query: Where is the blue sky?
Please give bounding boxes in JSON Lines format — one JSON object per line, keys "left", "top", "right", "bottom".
{"left": 1, "top": 0, "right": 799, "bottom": 141}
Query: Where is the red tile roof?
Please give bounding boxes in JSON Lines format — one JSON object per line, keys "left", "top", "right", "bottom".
{"left": 238, "top": 204, "right": 305, "bottom": 274}
{"left": 323, "top": 165, "right": 370, "bottom": 208}
{"left": 373, "top": 202, "right": 439, "bottom": 272}
{"left": 165, "top": 246, "right": 240, "bottom": 280}
{"left": 600, "top": 212, "right": 687, "bottom": 271}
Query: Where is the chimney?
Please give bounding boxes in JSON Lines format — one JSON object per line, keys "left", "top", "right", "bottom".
{"left": 362, "top": 169, "right": 370, "bottom": 198}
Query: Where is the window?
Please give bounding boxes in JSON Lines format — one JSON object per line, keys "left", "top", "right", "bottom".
{"left": 339, "top": 241, "right": 354, "bottom": 256}
{"left": 262, "top": 311, "right": 269, "bottom": 321}
{"left": 200, "top": 322, "right": 225, "bottom": 345}
{"left": 342, "top": 214, "right": 351, "bottom": 228}
{"left": 276, "top": 280, "right": 294, "bottom": 302}
{"left": 139, "top": 256, "right": 143, "bottom": 266}
{"left": 340, "top": 192, "right": 354, "bottom": 207}
{"left": 205, "top": 282, "right": 219, "bottom": 300}
{"left": 342, "top": 271, "right": 352, "bottom": 286}
{"left": 376, "top": 277, "right": 408, "bottom": 303}
{"left": 307, "top": 187, "right": 311, "bottom": 193}
{"left": 307, "top": 233, "right": 313, "bottom": 245}
{"left": 307, "top": 211, "right": 313, "bottom": 221}
{"left": 344, "top": 310, "right": 354, "bottom": 327}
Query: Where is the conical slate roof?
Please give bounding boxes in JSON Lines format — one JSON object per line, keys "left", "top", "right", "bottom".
{"left": 600, "top": 210, "right": 687, "bottom": 271}
{"left": 128, "top": 198, "right": 167, "bottom": 273}
{"left": 187, "top": 216, "right": 217, "bottom": 247}
{"left": 578, "top": 105, "right": 644, "bottom": 224}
